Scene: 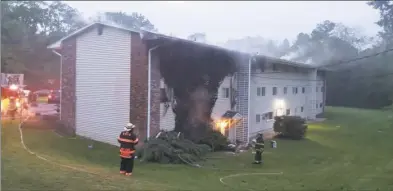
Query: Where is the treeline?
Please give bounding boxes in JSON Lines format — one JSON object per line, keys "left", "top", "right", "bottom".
{"left": 1, "top": 1, "right": 155, "bottom": 90}
{"left": 222, "top": 1, "right": 393, "bottom": 109}
{"left": 325, "top": 1, "right": 393, "bottom": 109}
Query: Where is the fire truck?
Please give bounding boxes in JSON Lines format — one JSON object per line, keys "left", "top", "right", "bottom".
{"left": 1, "top": 73, "right": 28, "bottom": 118}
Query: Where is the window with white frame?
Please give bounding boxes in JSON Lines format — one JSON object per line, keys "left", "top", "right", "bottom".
{"left": 257, "top": 87, "right": 266, "bottom": 96}
{"left": 256, "top": 114, "right": 261, "bottom": 123}
{"left": 301, "top": 106, "right": 304, "bottom": 112}
{"left": 292, "top": 87, "right": 298, "bottom": 94}
{"left": 283, "top": 87, "right": 287, "bottom": 94}
{"left": 320, "top": 103, "right": 323, "bottom": 108}
{"left": 272, "top": 64, "right": 278, "bottom": 71}
{"left": 302, "top": 87, "right": 305, "bottom": 93}
{"left": 222, "top": 88, "right": 229, "bottom": 98}
{"left": 272, "top": 87, "right": 277, "bottom": 95}
{"left": 263, "top": 112, "right": 273, "bottom": 120}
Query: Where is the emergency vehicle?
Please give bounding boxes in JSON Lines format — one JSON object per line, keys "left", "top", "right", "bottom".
{"left": 1, "top": 84, "right": 28, "bottom": 117}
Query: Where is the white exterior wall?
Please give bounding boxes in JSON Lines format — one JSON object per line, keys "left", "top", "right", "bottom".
{"left": 211, "top": 77, "right": 236, "bottom": 142}
{"left": 248, "top": 66, "right": 325, "bottom": 137}
{"left": 316, "top": 74, "right": 325, "bottom": 114}
{"left": 75, "top": 26, "right": 131, "bottom": 146}
{"left": 159, "top": 79, "right": 175, "bottom": 131}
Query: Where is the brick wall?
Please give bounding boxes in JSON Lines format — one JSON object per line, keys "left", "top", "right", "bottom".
{"left": 60, "top": 38, "right": 76, "bottom": 133}
{"left": 130, "top": 33, "right": 160, "bottom": 141}
{"left": 149, "top": 51, "right": 161, "bottom": 137}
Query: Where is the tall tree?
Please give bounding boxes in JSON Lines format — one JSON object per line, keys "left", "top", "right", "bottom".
{"left": 368, "top": 0, "right": 393, "bottom": 45}
{"left": 1, "top": 1, "right": 85, "bottom": 89}
{"left": 92, "top": 11, "right": 157, "bottom": 32}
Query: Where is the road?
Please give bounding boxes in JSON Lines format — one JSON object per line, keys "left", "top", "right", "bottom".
{"left": 29, "top": 103, "right": 58, "bottom": 116}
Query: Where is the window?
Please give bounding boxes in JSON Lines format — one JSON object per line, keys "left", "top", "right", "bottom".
{"left": 302, "top": 87, "right": 305, "bottom": 93}
{"left": 293, "top": 87, "right": 298, "bottom": 94}
{"left": 283, "top": 87, "right": 287, "bottom": 94}
{"left": 301, "top": 106, "right": 304, "bottom": 112}
{"left": 321, "top": 86, "right": 325, "bottom": 92}
{"left": 316, "top": 87, "right": 319, "bottom": 92}
{"left": 286, "top": 109, "right": 290, "bottom": 115}
{"left": 160, "top": 88, "right": 169, "bottom": 103}
{"left": 256, "top": 114, "right": 261, "bottom": 123}
{"left": 316, "top": 104, "right": 318, "bottom": 108}
{"left": 272, "top": 87, "right": 277, "bottom": 95}
{"left": 222, "top": 88, "right": 229, "bottom": 98}
{"left": 272, "top": 64, "right": 278, "bottom": 71}
{"left": 267, "top": 112, "right": 273, "bottom": 120}
{"left": 320, "top": 103, "right": 323, "bottom": 108}
{"left": 257, "top": 87, "right": 266, "bottom": 96}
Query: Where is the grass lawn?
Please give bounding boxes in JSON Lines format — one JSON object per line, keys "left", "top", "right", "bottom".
{"left": 2, "top": 107, "right": 393, "bottom": 190}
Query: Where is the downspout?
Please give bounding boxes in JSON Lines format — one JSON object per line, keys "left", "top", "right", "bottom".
{"left": 247, "top": 56, "right": 252, "bottom": 143}
{"left": 147, "top": 45, "right": 161, "bottom": 139}
{"left": 52, "top": 50, "right": 62, "bottom": 120}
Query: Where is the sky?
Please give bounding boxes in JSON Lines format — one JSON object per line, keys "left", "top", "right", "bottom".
{"left": 66, "top": 1, "right": 382, "bottom": 44}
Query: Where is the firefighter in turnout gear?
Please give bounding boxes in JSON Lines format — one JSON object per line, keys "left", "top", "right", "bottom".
{"left": 253, "top": 133, "right": 265, "bottom": 164}
{"left": 118, "top": 123, "right": 139, "bottom": 176}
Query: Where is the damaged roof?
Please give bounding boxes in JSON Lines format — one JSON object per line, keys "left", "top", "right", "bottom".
{"left": 47, "top": 22, "right": 321, "bottom": 69}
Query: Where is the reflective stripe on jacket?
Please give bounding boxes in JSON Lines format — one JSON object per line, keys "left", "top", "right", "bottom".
{"left": 118, "top": 130, "right": 139, "bottom": 158}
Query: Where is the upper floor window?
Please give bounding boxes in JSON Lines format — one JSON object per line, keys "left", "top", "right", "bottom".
{"left": 286, "top": 109, "right": 290, "bottom": 115}
{"left": 272, "top": 64, "right": 278, "bottom": 71}
{"left": 257, "top": 87, "right": 266, "bottom": 96}
{"left": 302, "top": 87, "right": 305, "bottom": 93}
{"left": 321, "top": 86, "right": 325, "bottom": 92}
{"left": 272, "top": 87, "right": 277, "bottom": 95}
{"left": 283, "top": 87, "right": 287, "bottom": 94}
{"left": 292, "top": 87, "right": 298, "bottom": 94}
{"left": 301, "top": 106, "right": 304, "bottom": 112}
{"left": 256, "top": 114, "right": 261, "bottom": 123}
{"left": 320, "top": 103, "right": 323, "bottom": 108}
{"left": 222, "top": 88, "right": 229, "bottom": 98}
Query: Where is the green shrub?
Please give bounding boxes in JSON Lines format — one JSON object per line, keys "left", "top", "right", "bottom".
{"left": 273, "top": 116, "right": 308, "bottom": 140}
{"left": 198, "top": 128, "right": 230, "bottom": 151}
{"left": 136, "top": 131, "right": 212, "bottom": 164}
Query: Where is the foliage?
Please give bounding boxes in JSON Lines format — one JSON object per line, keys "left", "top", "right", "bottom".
{"left": 273, "top": 116, "right": 308, "bottom": 140}
{"left": 135, "top": 131, "right": 211, "bottom": 164}
{"left": 368, "top": 0, "right": 393, "bottom": 45}
{"left": 92, "top": 11, "right": 157, "bottom": 31}
{"left": 1, "top": 2, "right": 156, "bottom": 90}
{"left": 1, "top": 1, "right": 84, "bottom": 90}
{"left": 197, "top": 124, "right": 230, "bottom": 151}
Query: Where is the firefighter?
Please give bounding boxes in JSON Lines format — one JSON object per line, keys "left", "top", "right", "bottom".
{"left": 118, "top": 123, "right": 139, "bottom": 176}
{"left": 8, "top": 97, "right": 18, "bottom": 120}
{"left": 253, "top": 132, "right": 265, "bottom": 164}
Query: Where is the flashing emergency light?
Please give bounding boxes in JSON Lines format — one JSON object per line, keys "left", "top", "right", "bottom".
{"left": 9, "top": 84, "right": 18, "bottom": 91}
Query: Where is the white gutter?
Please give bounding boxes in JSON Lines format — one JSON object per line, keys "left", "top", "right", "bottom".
{"left": 52, "top": 50, "right": 62, "bottom": 120}
{"left": 247, "top": 56, "right": 252, "bottom": 143}
{"left": 146, "top": 45, "right": 161, "bottom": 139}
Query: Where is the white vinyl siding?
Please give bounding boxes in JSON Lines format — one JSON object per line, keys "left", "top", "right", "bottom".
{"left": 75, "top": 26, "right": 131, "bottom": 146}
{"left": 159, "top": 79, "right": 175, "bottom": 131}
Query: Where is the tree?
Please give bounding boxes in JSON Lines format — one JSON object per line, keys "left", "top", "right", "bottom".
{"left": 1, "top": 1, "right": 85, "bottom": 90}
{"left": 92, "top": 11, "right": 157, "bottom": 32}
{"left": 368, "top": 0, "right": 393, "bottom": 45}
